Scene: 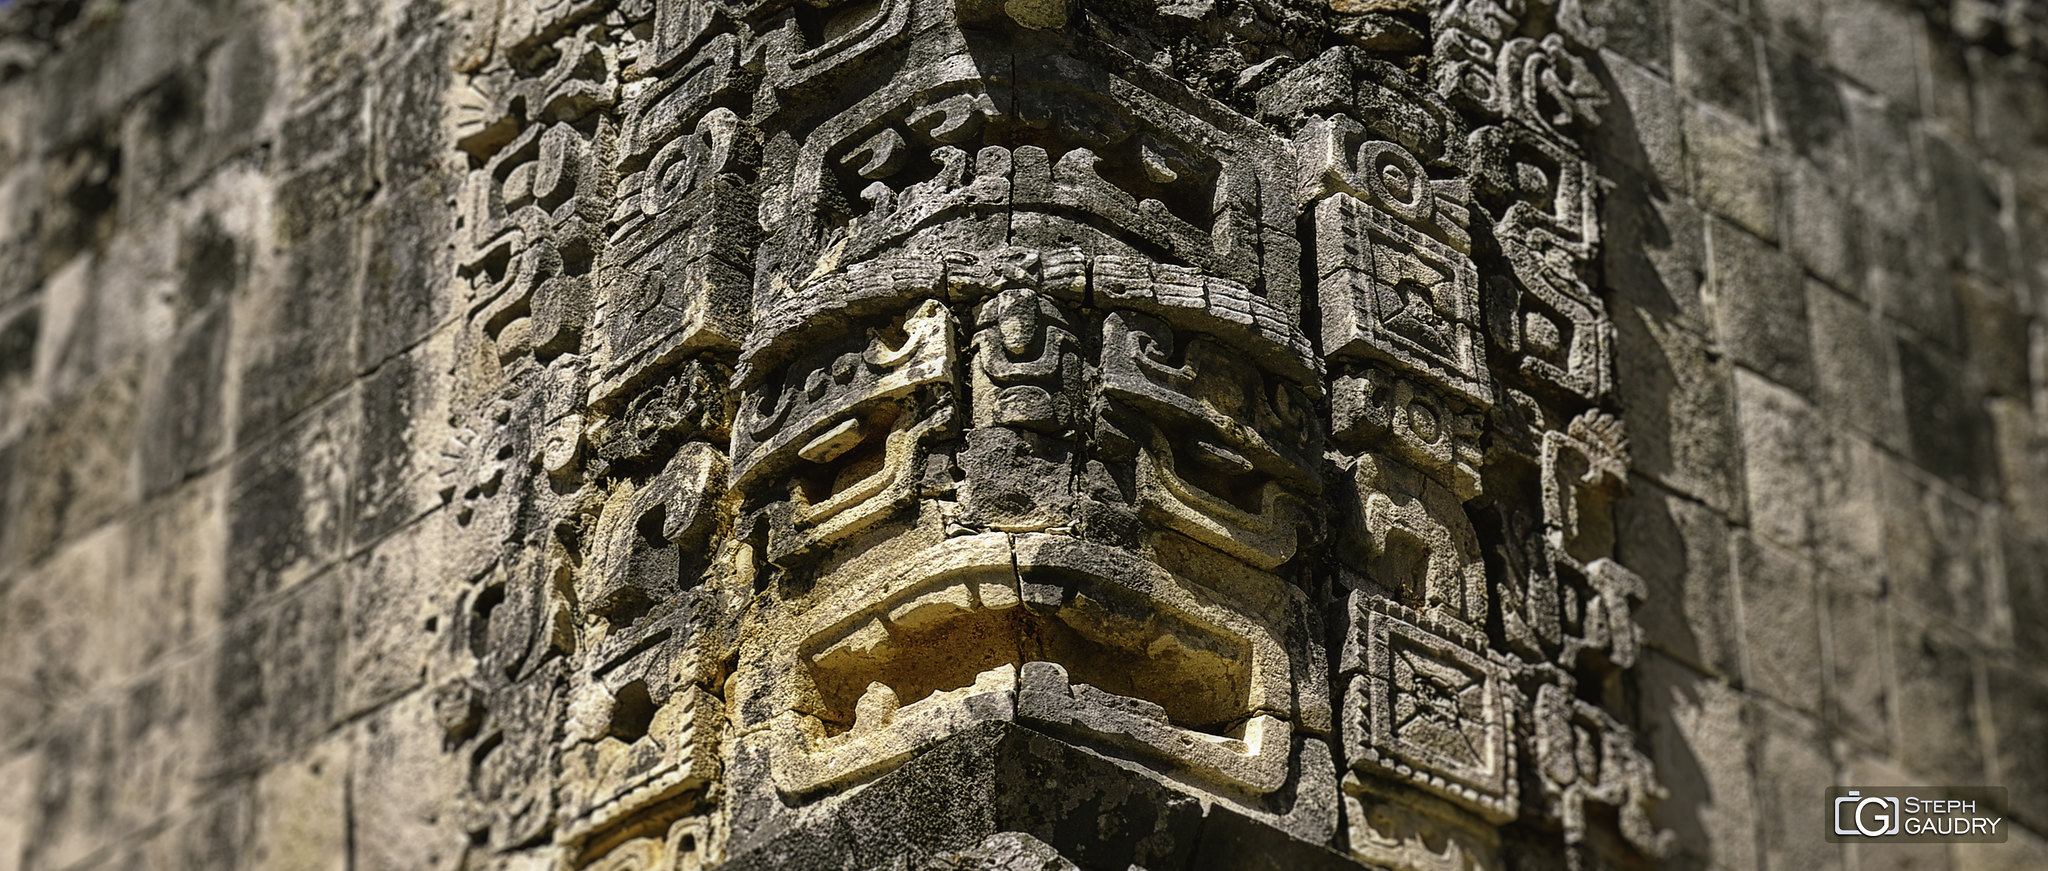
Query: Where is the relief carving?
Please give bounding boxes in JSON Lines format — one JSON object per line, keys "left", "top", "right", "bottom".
{"left": 430, "top": 0, "right": 1670, "bottom": 866}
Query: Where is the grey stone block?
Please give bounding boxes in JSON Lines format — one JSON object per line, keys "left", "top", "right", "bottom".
{"left": 1764, "top": 43, "right": 1849, "bottom": 171}
{"left": 1735, "top": 368, "right": 1825, "bottom": 549}
{"left": 1674, "top": 3, "right": 1762, "bottom": 124}
{"left": 1825, "top": 0, "right": 1925, "bottom": 106}
{"left": 1808, "top": 281, "right": 1904, "bottom": 446}
{"left": 1888, "top": 614, "right": 1987, "bottom": 784}
{"left": 1685, "top": 104, "right": 1780, "bottom": 240}
{"left": 1614, "top": 302, "right": 1745, "bottom": 514}
{"left": 1896, "top": 339, "right": 1997, "bottom": 497}
{"left": 1616, "top": 479, "right": 1740, "bottom": 678}
{"left": 1712, "top": 222, "right": 1814, "bottom": 395}
{"left": 1734, "top": 533, "right": 1824, "bottom": 715}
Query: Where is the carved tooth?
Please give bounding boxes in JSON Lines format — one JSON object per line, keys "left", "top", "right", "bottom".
{"left": 1140, "top": 141, "right": 1179, "bottom": 184}
{"left": 850, "top": 682, "right": 900, "bottom": 735}
{"left": 976, "top": 580, "right": 1020, "bottom": 610}
{"left": 886, "top": 582, "right": 977, "bottom": 631}
{"left": 1019, "top": 660, "right": 1071, "bottom": 695}
{"left": 845, "top": 128, "right": 908, "bottom": 179}
{"left": 813, "top": 618, "right": 891, "bottom": 667}
{"left": 798, "top": 418, "right": 865, "bottom": 464}
{"left": 905, "top": 93, "right": 995, "bottom": 144}
{"left": 859, "top": 180, "right": 895, "bottom": 214}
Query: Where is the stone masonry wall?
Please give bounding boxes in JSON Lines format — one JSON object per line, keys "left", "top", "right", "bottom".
{"left": 0, "top": 0, "right": 2044, "bottom": 869}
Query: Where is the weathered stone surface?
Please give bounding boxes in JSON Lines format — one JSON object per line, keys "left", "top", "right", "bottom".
{"left": 226, "top": 393, "right": 358, "bottom": 609}
{"left": 1752, "top": 705, "right": 1842, "bottom": 871}
{"left": 1674, "top": 2, "right": 1761, "bottom": 124}
{"left": 1684, "top": 104, "right": 1779, "bottom": 241}
{"left": 1636, "top": 652, "right": 1758, "bottom": 871}
{"left": 1616, "top": 480, "right": 1739, "bottom": 678}
{"left": 1712, "top": 223, "right": 1814, "bottom": 396}
{"left": 1734, "top": 534, "right": 1824, "bottom": 715}
{"left": 1890, "top": 615, "right": 1988, "bottom": 784}
{"left": 3, "top": 0, "right": 2047, "bottom": 868}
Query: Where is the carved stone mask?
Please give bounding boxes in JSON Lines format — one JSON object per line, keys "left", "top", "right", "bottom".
{"left": 722, "top": 0, "right": 1336, "bottom": 834}
{"left": 438, "top": 0, "right": 1672, "bottom": 867}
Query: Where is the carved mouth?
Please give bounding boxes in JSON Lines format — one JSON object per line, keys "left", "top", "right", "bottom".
{"left": 771, "top": 533, "right": 1297, "bottom": 797}
{"left": 805, "top": 563, "right": 1252, "bottom": 737}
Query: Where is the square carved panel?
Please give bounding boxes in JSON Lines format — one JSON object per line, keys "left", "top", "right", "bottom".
{"left": 1316, "top": 194, "right": 1492, "bottom": 407}
{"left": 1342, "top": 597, "right": 1516, "bottom": 822}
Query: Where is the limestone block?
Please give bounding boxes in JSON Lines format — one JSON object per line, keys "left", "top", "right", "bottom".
{"left": 373, "top": 39, "right": 455, "bottom": 194}
{"left": 344, "top": 512, "right": 461, "bottom": 718}
{"left": 1752, "top": 706, "right": 1842, "bottom": 871}
{"left": 0, "top": 362, "right": 140, "bottom": 567}
{"left": 1809, "top": 283, "right": 1904, "bottom": 448}
{"left": 227, "top": 392, "right": 359, "bottom": 610}
{"left": 23, "top": 702, "right": 121, "bottom": 871}
{"left": 1843, "top": 91, "right": 1925, "bottom": 242}
{"left": 1616, "top": 479, "right": 1740, "bottom": 678}
{"left": 1635, "top": 654, "right": 1758, "bottom": 871}
{"left": 1735, "top": 368, "right": 1825, "bottom": 551}
{"left": 1764, "top": 44, "right": 1851, "bottom": 173}
{"left": 351, "top": 329, "right": 461, "bottom": 546}
{"left": 259, "top": 572, "right": 348, "bottom": 758}
{"left": 1673, "top": 2, "right": 1760, "bottom": 124}
{"left": 1734, "top": 534, "right": 1823, "bottom": 715}
{"left": 119, "top": 473, "right": 226, "bottom": 671}
{"left": 350, "top": 691, "right": 471, "bottom": 871}
{"left": 137, "top": 304, "right": 230, "bottom": 498}
{"left": 109, "top": 641, "right": 221, "bottom": 836}
{"left": 248, "top": 735, "right": 350, "bottom": 871}
{"left": 1782, "top": 162, "right": 1863, "bottom": 296}
{"left": 199, "top": 21, "right": 282, "bottom": 168}
{"left": 233, "top": 221, "right": 364, "bottom": 440}
{"left": 1881, "top": 467, "right": 2000, "bottom": 633}
{"left": 1712, "top": 223, "right": 1814, "bottom": 396}
{"left": 1757, "top": 0, "right": 1825, "bottom": 53}
{"left": 1826, "top": 581, "right": 1889, "bottom": 752}
{"left": 1924, "top": 135, "right": 2016, "bottom": 288}
{"left": 129, "top": 784, "right": 258, "bottom": 871}
{"left": 1815, "top": 434, "right": 1893, "bottom": 588}
{"left": 1827, "top": 0, "right": 1925, "bottom": 107}
{"left": 1593, "top": 54, "right": 1685, "bottom": 192}
{"left": 271, "top": 88, "right": 376, "bottom": 246}
{"left": 357, "top": 181, "right": 457, "bottom": 373}
{"left": 1683, "top": 104, "right": 1778, "bottom": 241}
{"left": 0, "top": 753, "right": 33, "bottom": 871}
{"left": 1889, "top": 615, "right": 1988, "bottom": 784}
{"left": 2, "top": 524, "right": 127, "bottom": 717}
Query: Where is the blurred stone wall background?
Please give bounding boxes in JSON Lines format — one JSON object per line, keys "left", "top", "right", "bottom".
{"left": 0, "top": 0, "right": 2043, "bottom": 869}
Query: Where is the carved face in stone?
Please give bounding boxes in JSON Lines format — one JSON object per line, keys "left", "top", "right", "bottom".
{"left": 718, "top": 0, "right": 1338, "bottom": 833}
{"left": 442, "top": 0, "right": 1670, "bottom": 867}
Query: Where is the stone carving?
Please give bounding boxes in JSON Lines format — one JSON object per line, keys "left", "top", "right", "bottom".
{"left": 430, "top": 0, "right": 1669, "bottom": 866}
